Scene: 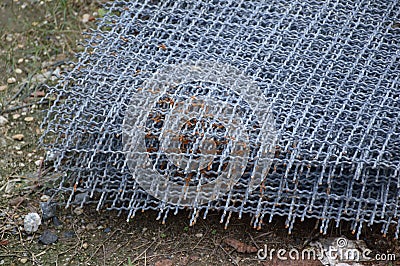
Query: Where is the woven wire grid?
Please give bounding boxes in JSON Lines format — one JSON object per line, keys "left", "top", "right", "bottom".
{"left": 41, "top": 0, "right": 400, "bottom": 238}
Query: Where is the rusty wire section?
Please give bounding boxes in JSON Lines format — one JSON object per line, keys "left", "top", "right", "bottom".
{"left": 41, "top": 0, "right": 400, "bottom": 238}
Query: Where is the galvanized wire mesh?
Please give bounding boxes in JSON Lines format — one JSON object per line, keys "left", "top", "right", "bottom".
{"left": 41, "top": 0, "right": 400, "bottom": 238}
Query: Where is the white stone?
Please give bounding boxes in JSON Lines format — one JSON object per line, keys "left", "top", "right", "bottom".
{"left": 7, "top": 77, "right": 16, "bottom": 84}
{"left": 40, "top": 195, "right": 50, "bottom": 202}
{"left": 0, "top": 116, "right": 8, "bottom": 126}
{"left": 24, "top": 213, "right": 41, "bottom": 233}
{"left": 52, "top": 68, "right": 61, "bottom": 77}
{"left": 82, "top": 14, "right": 90, "bottom": 23}
{"left": 12, "top": 134, "right": 24, "bottom": 141}
{"left": 74, "top": 207, "right": 84, "bottom": 215}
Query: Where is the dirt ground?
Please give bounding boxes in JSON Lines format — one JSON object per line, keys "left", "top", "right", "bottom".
{"left": 0, "top": 1, "right": 399, "bottom": 265}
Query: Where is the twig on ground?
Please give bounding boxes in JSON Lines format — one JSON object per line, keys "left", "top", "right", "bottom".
{"left": 0, "top": 99, "right": 49, "bottom": 114}
{"left": 253, "top": 232, "right": 273, "bottom": 240}
{"left": 117, "top": 239, "right": 157, "bottom": 266}
{"left": 219, "top": 244, "right": 239, "bottom": 266}
{"left": 85, "top": 229, "right": 118, "bottom": 263}
{"left": 132, "top": 239, "right": 157, "bottom": 263}
{"left": 56, "top": 221, "right": 85, "bottom": 265}
{"left": 247, "top": 232, "right": 260, "bottom": 250}
{"left": 0, "top": 254, "right": 19, "bottom": 258}
{"left": 301, "top": 220, "right": 321, "bottom": 250}
{"left": 102, "top": 244, "right": 106, "bottom": 266}
{"left": 55, "top": 242, "right": 81, "bottom": 266}
{"left": 6, "top": 82, "right": 28, "bottom": 107}
{"left": 15, "top": 221, "right": 41, "bottom": 265}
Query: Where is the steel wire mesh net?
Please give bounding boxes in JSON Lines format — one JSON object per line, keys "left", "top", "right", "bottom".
{"left": 41, "top": 0, "right": 400, "bottom": 238}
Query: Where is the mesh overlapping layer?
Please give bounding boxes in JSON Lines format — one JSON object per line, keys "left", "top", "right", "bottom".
{"left": 41, "top": 0, "right": 400, "bottom": 238}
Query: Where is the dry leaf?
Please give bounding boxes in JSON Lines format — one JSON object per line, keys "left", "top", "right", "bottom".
{"left": 155, "top": 259, "right": 173, "bottom": 266}
{"left": 224, "top": 238, "right": 258, "bottom": 253}
{"left": 9, "top": 196, "right": 25, "bottom": 207}
{"left": 158, "top": 44, "right": 167, "bottom": 50}
{"left": 12, "top": 134, "right": 24, "bottom": 141}
{"left": 31, "top": 91, "right": 45, "bottom": 97}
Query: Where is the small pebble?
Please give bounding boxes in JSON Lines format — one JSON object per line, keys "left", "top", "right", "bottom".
{"left": 52, "top": 68, "right": 61, "bottom": 77}
{"left": 86, "top": 223, "right": 96, "bottom": 230}
{"left": 15, "top": 68, "right": 23, "bottom": 74}
{"left": 82, "top": 13, "right": 90, "bottom": 23}
{"left": 39, "top": 230, "right": 58, "bottom": 245}
{"left": 64, "top": 231, "right": 75, "bottom": 238}
{"left": 7, "top": 77, "right": 16, "bottom": 84}
{"left": 20, "top": 258, "right": 28, "bottom": 264}
{"left": 0, "top": 139, "right": 6, "bottom": 147}
{"left": 24, "top": 213, "right": 41, "bottom": 233}
{"left": 82, "top": 242, "right": 88, "bottom": 249}
{"left": 73, "top": 192, "right": 87, "bottom": 204}
{"left": 195, "top": 233, "right": 203, "bottom": 238}
{"left": 17, "top": 58, "right": 24, "bottom": 64}
{"left": 12, "top": 134, "right": 24, "bottom": 141}
{"left": 0, "top": 85, "right": 7, "bottom": 91}
{"left": 46, "top": 151, "right": 58, "bottom": 161}
{"left": 40, "top": 195, "right": 50, "bottom": 202}
{"left": 24, "top": 116, "right": 34, "bottom": 122}
{"left": 53, "top": 216, "right": 62, "bottom": 227}
{"left": 0, "top": 116, "right": 8, "bottom": 126}
{"left": 35, "top": 159, "right": 42, "bottom": 166}
{"left": 73, "top": 207, "right": 84, "bottom": 215}
{"left": 32, "top": 74, "right": 46, "bottom": 83}
{"left": 12, "top": 114, "right": 20, "bottom": 119}
{"left": 41, "top": 202, "right": 57, "bottom": 220}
